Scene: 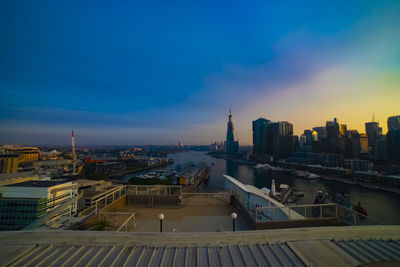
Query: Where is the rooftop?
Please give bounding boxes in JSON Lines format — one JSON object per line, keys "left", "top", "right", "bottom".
{"left": 114, "top": 195, "right": 248, "bottom": 232}
{"left": 3, "top": 180, "right": 69, "bottom": 188}
{"left": 0, "top": 153, "right": 19, "bottom": 158}
{"left": 1, "top": 226, "right": 399, "bottom": 266}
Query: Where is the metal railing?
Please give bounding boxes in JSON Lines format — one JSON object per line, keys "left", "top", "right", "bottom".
{"left": 98, "top": 211, "right": 136, "bottom": 231}
{"left": 255, "top": 203, "right": 386, "bottom": 226}
{"left": 126, "top": 185, "right": 182, "bottom": 196}
{"left": 181, "top": 192, "right": 231, "bottom": 205}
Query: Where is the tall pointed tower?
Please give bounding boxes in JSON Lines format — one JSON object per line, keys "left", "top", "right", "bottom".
{"left": 226, "top": 110, "right": 239, "bottom": 154}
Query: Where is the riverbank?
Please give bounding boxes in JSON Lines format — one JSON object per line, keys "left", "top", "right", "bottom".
{"left": 207, "top": 153, "right": 256, "bottom": 166}
{"left": 316, "top": 174, "right": 400, "bottom": 195}
{"left": 165, "top": 151, "right": 400, "bottom": 225}
{"left": 274, "top": 162, "right": 400, "bottom": 196}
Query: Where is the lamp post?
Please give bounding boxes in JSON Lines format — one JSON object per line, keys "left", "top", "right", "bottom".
{"left": 158, "top": 213, "right": 165, "bottom": 232}
{"left": 231, "top": 212, "right": 237, "bottom": 232}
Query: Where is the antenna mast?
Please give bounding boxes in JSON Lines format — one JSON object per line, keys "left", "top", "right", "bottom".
{"left": 72, "top": 130, "right": 76, "bottom": 175}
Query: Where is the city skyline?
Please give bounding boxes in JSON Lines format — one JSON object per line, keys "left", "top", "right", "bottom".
{"left": 1, "top": 1, "right": 400, "bottom": 145}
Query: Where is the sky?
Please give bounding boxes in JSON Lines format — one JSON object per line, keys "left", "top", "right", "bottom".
{"left": 0, "top": 1, "right": 399, "bottom": 146}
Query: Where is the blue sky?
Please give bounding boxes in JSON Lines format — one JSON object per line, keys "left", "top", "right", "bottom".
{"left": 1, "top": 1, "right": 399, "bottom": 145}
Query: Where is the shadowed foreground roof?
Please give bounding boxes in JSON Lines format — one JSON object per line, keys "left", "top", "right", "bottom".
{"left": 1, "top": 226, "right": 400, "bottom": 266}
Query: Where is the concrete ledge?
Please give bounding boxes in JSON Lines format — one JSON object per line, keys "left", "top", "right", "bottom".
{"left": 1, "top": 225, "right": 399, "bottom": 246}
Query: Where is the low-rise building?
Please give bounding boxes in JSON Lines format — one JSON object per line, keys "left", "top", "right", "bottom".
{"left": 287, "top": 152, "right": 344, "bottom": 167}
{"left": 95, "top": 162, "right": 126, "bottom": 177}
{"left": 74, "top": 179, "right": 125, "bottom": 211}
{"left": 344, "top": 159, "right": 373, "bottom": 171}
{"left": 0, "top": 180, "right": 78, "bottom": 230}
{"left": 0, "top": 171, "right": 40, "bottom": 186}
{"left": 0, "top": 154, "right": 19, "bottom": 173}
{"left": 178, "top": 167, "right": 198, "bottom": 185}
{"left": 1, "top": 146, "right": 40, "bottom": 166}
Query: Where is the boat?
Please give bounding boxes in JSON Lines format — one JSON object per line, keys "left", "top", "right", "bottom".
{"left": 291, "top": 170, "right": 320, "bottom": 179}
{"left": 254, "top": 163, "right": 282, "bottom": 171}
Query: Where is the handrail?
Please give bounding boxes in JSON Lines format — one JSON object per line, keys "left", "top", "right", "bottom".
{"left": 255, "top": 203, "right": 386, "bottom": 225}
{"left": 181, "top": 192, "right": 230, "bottom": 196}
{"left": 116, "top": 213, "right": 135, "bottom": 232}
{"left": 338, "top": 204, "right": 387, "bottom": 225}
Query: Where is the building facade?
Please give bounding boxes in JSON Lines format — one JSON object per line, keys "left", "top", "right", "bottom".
{"left": 387, "top": 115, "right": 400, "bottom": 131}
{"left": 312, "top": 126, "right": 327, "bottom": 140}
{"left": 0, "top": 154, "right": 19, "bottom": 174}
{"left": 365, "top": 121, "right": 380, "bottom": 148}
{"left": 387, "top": 115, "right": 400, "bottom": 160}
{"left": 252, "top": 118, "right": 271, "bottom": 155}
{"left": 252, "top": 118, "right": 296, "bottom": 159}
{"left": 0, "top": 180, "right": 78, "bottom": 230}
{"left": 1, "top": 147, "right": 40, "bottom": 166}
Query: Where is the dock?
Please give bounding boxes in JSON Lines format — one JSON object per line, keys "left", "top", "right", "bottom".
{"left": 183, "top": 165, "right": 211, "bottom": 192}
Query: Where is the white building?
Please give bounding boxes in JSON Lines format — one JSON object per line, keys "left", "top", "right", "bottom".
{"left": 0, "top": 180, "right": 79, "bottom": 230}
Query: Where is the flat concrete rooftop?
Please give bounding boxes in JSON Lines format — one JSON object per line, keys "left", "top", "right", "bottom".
{"left": 110, "top": 195, "right": 249, "bottom": 232}
{"left": 0, "top": 226, "right": 399, "bottom": 266}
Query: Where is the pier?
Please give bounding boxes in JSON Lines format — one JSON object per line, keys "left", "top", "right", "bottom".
{"left": 183, "top": 165, "right": 211, "bottom": 192}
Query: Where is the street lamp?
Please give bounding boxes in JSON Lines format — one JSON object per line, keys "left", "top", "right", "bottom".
{"left": 231, "top": 212, "right": 238, "bottom": 232}
{"left": 158, "top": 213, "right": 165, "bottom": 232}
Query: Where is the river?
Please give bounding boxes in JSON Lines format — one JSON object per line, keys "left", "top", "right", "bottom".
{"left": 164, "top": 151, "right": 400, "bottom": 225}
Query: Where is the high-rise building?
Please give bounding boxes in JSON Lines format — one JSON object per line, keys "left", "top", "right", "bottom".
{"left": 326, "top": 118, "right": 346, "bottom": 138}
{"left": 387, "top": 129, "right": 400, "bottom": 160}
{"left": 299, "top": 130, "right": 317, "bottom": 152}
{"left": 344, "top": 130, "right": 368, "bottom": 157}
{"left": 0, "top": 154, "right": 19, "bottom": 173}
{"left": 387, "top": 115, "right": 400, "bottom": 160}
{"left": 270, "top": 121, "right": 297, "bottom": 159}
{"left": 252, "top": 118, "right": 296, "bottom": 159}
{"left": 376, "top": 135, "right": 388, "bottom": 160}
{"left": 226, "top": 111, "right": 239, "bottom": 155}
{"left": 252, "top": 118, "right": 271, "bottom": 154}
{"left": 387, "top": 115, "right": 400, "bottom": 131}
{"left": 312, "top": 127, "right": 326, "bottom": 140}
{"left": 365, "top": 121, "right": 380, "bottom": 148}
{"left": 360, "top": 134, "right": 369, "bottom": 152}
{"left": 326, "top": 119, "right": 340, "bottom": 138}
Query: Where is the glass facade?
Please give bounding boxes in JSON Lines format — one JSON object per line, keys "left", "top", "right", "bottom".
{"left": 0, "top": 192, "right": 73, "bottom": 230}
{"left": 0, "top": 198, "right": 46, "bottom": 230}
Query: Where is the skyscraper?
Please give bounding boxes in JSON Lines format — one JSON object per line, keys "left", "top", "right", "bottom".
{"left": 326, "top": 118, "right": 346, "bottom": 138}
{"left": 252, "top": 118, "right": 271, "bottom": 154}
{"left": 270, "top": 121, "right": 297, "bottom": 159}
{"left": 365, "top": 119, "right": 380, "bottom": 148}
{"left": 226, "top": 111, "right": 239, "bottom": 155}
{"left": 387, "top": 115, "right": 400, "bottom": 160}
{"left": 387, "top": 115, "right": 400, "bottom": 131}
{"left": 251, "top": 117, "right": 296, "bottom": 159}
{"left": 312, "top": 126, "right": 327, "bottom": 140}
{"left": 326, "top": 119, "right": 340, "bottom": 138}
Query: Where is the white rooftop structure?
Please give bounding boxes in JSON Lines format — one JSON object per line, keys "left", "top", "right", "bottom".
{"left": 1, "top": 226, "right": 400, "bottom": 266}
{"left": 223, "top": 175, "right": 303, "bottom": 221}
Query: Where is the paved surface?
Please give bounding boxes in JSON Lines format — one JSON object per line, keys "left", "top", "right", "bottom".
{"left": 1, "top": 226, "right": 400, "bottom": 266}
{"left": 117, "top": 196, "right": 249, "bottom": 232}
